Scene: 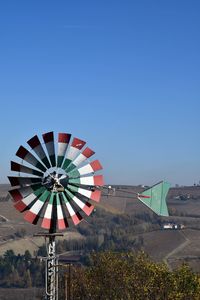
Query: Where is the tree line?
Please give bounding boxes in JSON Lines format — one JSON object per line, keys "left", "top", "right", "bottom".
{"left": 0, "top": 249, "right": 200, "bottom": 299}
{"left": 0, "top": 249, "right": 44, "bottom": 288}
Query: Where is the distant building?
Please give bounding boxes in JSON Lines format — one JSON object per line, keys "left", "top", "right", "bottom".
{"left": 163, "top": 223, "right": 185, "bottom": 230}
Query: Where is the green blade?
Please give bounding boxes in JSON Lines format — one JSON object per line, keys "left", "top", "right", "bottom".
{"left": 138, "top": 181, "right": 170, "bottom": 216}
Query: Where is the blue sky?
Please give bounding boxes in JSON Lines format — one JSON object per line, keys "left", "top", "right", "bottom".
{"left": 0, "top": 1, "right": 200, "bottom": 186}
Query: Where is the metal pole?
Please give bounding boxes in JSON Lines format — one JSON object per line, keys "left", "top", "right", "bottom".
{"left": 46, "top": 235, "right": 57, "bottom": 300}
{"left": 69, "top": 264, "right": 71, "bottom": 300}
{"left": 65, "top": 273, "right": 68, "bottom": 300}
{"left": 35, "top": 232, "right": 63, "bottom": 300}
{"left": 56, "top": 256, "right": 59, "bottom": 300}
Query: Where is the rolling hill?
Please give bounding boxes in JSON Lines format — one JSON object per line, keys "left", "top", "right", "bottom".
{"left": 1, "top": 184, "right": 200, "bottom": 270}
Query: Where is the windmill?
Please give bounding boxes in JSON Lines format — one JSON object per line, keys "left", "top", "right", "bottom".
{"left": 8, "top": 131, "right": 170, "bottom": 300}
{"left": 8, "top": 131, "right": 104, "bottom": 300}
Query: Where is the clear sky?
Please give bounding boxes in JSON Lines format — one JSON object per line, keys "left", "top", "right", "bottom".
{"left": 0, "top": 1, "right": 200, "bottom": 186}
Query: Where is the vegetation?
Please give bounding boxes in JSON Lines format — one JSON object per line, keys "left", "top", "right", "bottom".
{"left": 65, "top": 252, "right": 200, "bottom": 300}
{"left": 0, "top": 250, "right": 44, "bottom": 288}
{"left": 0, "top": 246, "right": 200, "bottom": 299}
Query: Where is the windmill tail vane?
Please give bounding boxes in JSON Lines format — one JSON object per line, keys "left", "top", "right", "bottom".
{"left": 137, "top": 194, "right": 151, "bottom": 199}
{"left": 137, "top": 181, "right": 170, "bottom": 217}
{"left": 102, "top": 181, "right": 170, "bottom": 217}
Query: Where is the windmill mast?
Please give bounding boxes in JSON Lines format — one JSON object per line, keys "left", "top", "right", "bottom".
{"left": 35, "top": 232, "right": 62, "bottom": 300}
{"left": 47, "top": 234, "right": 57, "bottom": 300}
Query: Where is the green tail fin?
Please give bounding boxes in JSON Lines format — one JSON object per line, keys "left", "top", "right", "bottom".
{"left": 138, "top": 181, "right": 170, "bottom": 216}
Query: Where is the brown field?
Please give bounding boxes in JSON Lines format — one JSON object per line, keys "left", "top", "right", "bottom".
{"left": 140, "top": 230, "right": 186, "bottom": 261}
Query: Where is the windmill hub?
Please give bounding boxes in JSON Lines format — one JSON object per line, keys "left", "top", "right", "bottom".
{"left": 42, "top": 171, "right": 69, "bottom": 192}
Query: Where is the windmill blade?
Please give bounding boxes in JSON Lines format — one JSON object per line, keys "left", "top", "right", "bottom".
{"left": 65, "top": 189, "right": 94, "bottom": 216}
{"left": 68, "top": 160, "right": 102, "bottom": 177}
{"left": 69, "top": 175, "right": 104, "bottom": 187}
{"left": 62, "top": 137, "right": 86, "bottom": 170}
{"left": 24, "top": 190, "right": 50, "bottom": 223}
{"left": 137, "top": 181, "right": 170, "bottom": 216}
{"left": 16, "top": 146, "right": 46, "bottom": 172}
{"left": 9, "top": 184, "right": 43, "bottom": 202}
{"left": 62, "top": 192, "right": 83, "bottom": 225}
{"left": 41, "top": 193, "right": 68, "bottom": 230}
{"left": 56, "top": 193, "right": 68, "bottom": 229}
{"left": 65, "top": 147, "right": 95, "bottom": 173}
{"left": 27, "top": 135, "right": 51, "bottom": 169}
{"left": 14, "top": 186, "right": 46, "bottom": 212}
{"left": 57, "top": 133, "right": 71, "bottom": 167}
{"left": 8, "top": 176, "right": 42, "bottom": 187}
{"left": 67, "top": 184, "right": 101, "bottom": 202}
{"left": 14, "top": 193, "right": 37, "bottom": 212}
{"left": 11, "top": 161, "right": 44, "bottom": 177}
{"left": 42, "top": 131, "right": 56, "bottom": 167}
{"left": 41, "top": 193, "right": 55, "bottom": 229}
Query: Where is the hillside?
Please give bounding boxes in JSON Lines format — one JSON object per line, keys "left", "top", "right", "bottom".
{"left": 1, "top": 184, "right": 200, "bottom": 270}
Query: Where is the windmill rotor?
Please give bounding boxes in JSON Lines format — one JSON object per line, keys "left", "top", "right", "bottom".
{"left": 8, "top": 131, "right": 104, "bottom": 232}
